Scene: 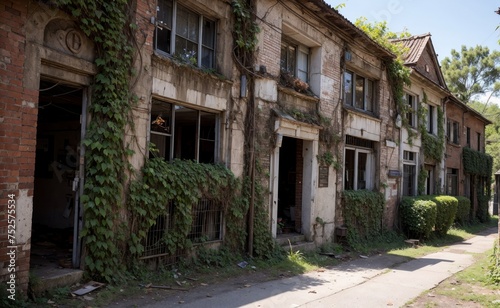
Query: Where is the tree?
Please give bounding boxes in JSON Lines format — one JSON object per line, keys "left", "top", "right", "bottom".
{"left": 441, "top": 45, "right": 500, "bottom": 104}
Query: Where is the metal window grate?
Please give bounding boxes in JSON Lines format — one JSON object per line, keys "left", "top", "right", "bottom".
{"left": 346, "top": 135, "right": 374, "bottom": 149}
{"left": 141, "top": 198, "right": 222, "bottom": 261}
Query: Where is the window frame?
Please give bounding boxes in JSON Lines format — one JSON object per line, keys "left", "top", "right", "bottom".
{"left": 280, "top": 38, "right": 310, "bottom": 83}
{"left": 426, "top": 104, "right": 435, "bottom": 134}
{"left": 446, "top": 119, "right": 460, "bottom": 144}
{"left": 404, "top": 93, "right": 417, "bottom": 128}
{"left": 150, "top": 99, "right": 220, "bottom": 163}
{"left": 344, "top": 147, "right": 374, "bottom": 191}
{"left": 344, "top": 70, "right": 376, "bottom": 113}
{"left": 446, "top": 168, "right": 458, "bottom": 196}
{"left": 154, "top": 0, "right": 216, "bottom": 69}
{"left": 403, "top": 150, "right": 417, "bottom": 196}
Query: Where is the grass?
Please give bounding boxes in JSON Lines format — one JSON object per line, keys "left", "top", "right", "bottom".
{"left": 406, "top": 248, "right": 500, "bottom": 307}
{"left": 23, "top": 216, "right": 498, "bottom": 307}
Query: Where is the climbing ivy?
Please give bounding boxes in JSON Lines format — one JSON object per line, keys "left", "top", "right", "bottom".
{"left": 462, "top": 146, "right": 493, "bottom": 177}
{"left": 342, "top": 190, "right": 385, "bottom": 248}
{"left": 53, "top": 0, "right": 136, "bottom": 282}
{"left": 128, "top": 157, "right": 238, "bottom": 259}
{"left": 418, "top": 92, "right": 445, "bottom": 162}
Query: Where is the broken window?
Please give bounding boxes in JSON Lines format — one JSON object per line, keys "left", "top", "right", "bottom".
{"left": 150, "top": 99, "right": 219, "bottom": 163}
{"left": 154, "top": 0, "right": 216, "bottom": 69}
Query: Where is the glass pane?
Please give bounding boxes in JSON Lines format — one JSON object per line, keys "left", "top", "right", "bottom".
{"left": 280, "top": 44, "right": 287, "bottom": 72}
{"left": 201, "top": 47, "right": 214, "bottom": 69}
{"left": 187, "top": 9, "right": 199, "bottom": 41}
{"left": 344, "top": 72, "right": 353, "bottom": 106}
{"left": 357, "top": 152, "right": 367, "bottom": 189}
{"left": 287, "top": 46, "right": 296, "bottom": 73}
{"left": 176, "top": 7, "right": 189, "bottom": 38}
{"left": 175, "top": 36, "right": 198, "bottom": 63}
{"left": 202, "top": 19, "right": 215, "bottom": 49}
{"left": 365, "top": 79, "right": 373, "bottom": 112}
{"left": 403, "top": 164, "right": 415, "bottom": 196}
{"left": 344, "top": 149, "right": 355, "bottom": 190}
{"left": 174, "top": 106, "right": 197, "bottom": 160}
{"left": 157, "top": 0, "right": 173, "bottom": 27}
{"left": 297, "top": 50, "right": 308, "bottom": 82}
{"left": 199, "top": 111, "right": 216, "bottom": 163}
{"left": 355, "top": 75, "right": 364, "bottom": 109}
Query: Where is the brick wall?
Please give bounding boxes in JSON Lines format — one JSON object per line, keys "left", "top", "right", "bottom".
{"left": 0, "top": 0, "right": 37, "bottom": 295}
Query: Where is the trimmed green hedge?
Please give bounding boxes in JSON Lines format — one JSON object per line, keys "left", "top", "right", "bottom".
{"left": 400, "top": 197, "right": 437, "bottom": 239}
{"left": 423, "top": 196, "right": 458, "bottom": 236}
{"left": 343, "top": 190, "right": 385, "bottom": 244}
{"left": 454, "top": 196, "right": 471, "bottom": 226}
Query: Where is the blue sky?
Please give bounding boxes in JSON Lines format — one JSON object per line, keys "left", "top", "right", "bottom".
{"left": 325, "top": 0, "right": 500, "bottom": 63}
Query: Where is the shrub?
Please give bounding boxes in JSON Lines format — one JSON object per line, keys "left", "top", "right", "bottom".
{"left": 454, "top": 196, "right": 471, "bottom": 226}
{"left": 432, "top": 196, "right": 458, "bottom": 236}
{"left": 400, "top": 197, "right": 437, "bottom": 239}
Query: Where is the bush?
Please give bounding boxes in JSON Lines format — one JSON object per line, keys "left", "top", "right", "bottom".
{"left": 400, "top": 197, "right": 437, "bottom": 239}
{"left": 432, "top": 196, "right": 458, "bottom": 236}
{"left": 454, "top": 196, "right": 471, "bottom": 226}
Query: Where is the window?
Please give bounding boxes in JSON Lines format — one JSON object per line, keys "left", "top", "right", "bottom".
{"left": 404, "top": 93, "right": 417, "bottom": 127}
{"left": 344, "top": 71, "right": 375, "bottom": 112}
{"left": 477, "top": 132, "right": 481, "bottom": 151}
{"left": 466, "top": 127, "right": 470, "bottom": 147}
{"left": 280, "top": 39, "right": 309, "bottom": 82}
{"left": 150, "top": 99, "right": 219, "bottom": 163}
{"left": 426, "top": 104, "right": 435, "bottom": 134}
{"left": 344, "top": 136, "right": 374, "bottom": 190}
{"left": 403, "top": 151, "right": 417, "bottom": 196}
{"left": 446, "top": 120, "right": 460, "bottom": 144}
{"left": 446, "top": 168, "right": 458, "bottom": 196}
{"left": 154, "top": 0, "right": 216, "bottom": 69}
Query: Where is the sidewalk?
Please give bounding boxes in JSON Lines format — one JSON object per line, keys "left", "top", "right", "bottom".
{"left": 139, "top": 227, "right": 498, "bottom": 308}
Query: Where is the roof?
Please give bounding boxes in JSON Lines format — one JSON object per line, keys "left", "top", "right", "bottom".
{"left": 300, "top": 0, "right": 395, "bottom": 60}
{"left": 391, "top": 33, "right": 431, "bottom": 65}
{"left": 496, "top": 169, "right": 500, "bottom": 175}
{"left": 390, "top": 33, "right": 448, "bottom": 91}
{"left": 447, "top": 94, "right": 493, "bottom": 125}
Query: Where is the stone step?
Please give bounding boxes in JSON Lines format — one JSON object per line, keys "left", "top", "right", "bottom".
{"left": 276, "top": 233, "right": 316, "bottom": 252}
{"left": 30, "top": 267, "right": 83, "bottom": 295}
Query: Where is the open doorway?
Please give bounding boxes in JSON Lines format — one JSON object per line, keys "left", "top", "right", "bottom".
{"left": 277, "top": 137, "right": 303, "bottom": 234}
{"left": 31, "top": 80, "right": 85, "bottom": 272}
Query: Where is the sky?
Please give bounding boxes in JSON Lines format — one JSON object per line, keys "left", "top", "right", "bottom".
{"left": 324, "top": 0, "right": 500, "bottom": 63}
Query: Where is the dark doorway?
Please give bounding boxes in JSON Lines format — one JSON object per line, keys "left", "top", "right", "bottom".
{"left": 277, "top": 137, "right": 302, "bottom": 234}
{"left": 31, "top": 80, "right": 84, "bottom": 271}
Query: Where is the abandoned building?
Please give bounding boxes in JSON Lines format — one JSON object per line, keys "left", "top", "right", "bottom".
{"left": 0, "top": 0, "right": 492, "bottom": 295}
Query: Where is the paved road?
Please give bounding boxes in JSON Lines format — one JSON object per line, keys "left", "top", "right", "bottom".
{"left": 127, "top": 227, "right": 498, "bottom": 308}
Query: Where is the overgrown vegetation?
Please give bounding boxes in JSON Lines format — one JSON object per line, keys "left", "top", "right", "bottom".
{"left": 418, "top": 92, "right": 445, "bottom": 162}
{"left": 342, "top": 190, "right": 385, "bottom": 249}
{"left": 53, "top": 0, "right": 136, "bottom": 282}
{"left": 454, "top": 196, "right": 471, "bottom": 226}
{"left": 127, "top": 157, "right": 238, "bottom": 259}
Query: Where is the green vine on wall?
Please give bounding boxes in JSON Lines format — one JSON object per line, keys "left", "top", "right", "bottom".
{"left": 128, "top": 157, "right": 238, "bottom": 258}
{"left": 342, "top": 190, "right": 385, "bottom": 248}
{"left": 418, "top": 92, "right": 445, "bottom": 162}
{"left": 462, "top": 146, "right": 493, "bottom": 177}
{"left": 54, "top": 0, "right": 136, "bottom": 282}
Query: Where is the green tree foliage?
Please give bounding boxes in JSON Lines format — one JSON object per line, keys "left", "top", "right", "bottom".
{"left": 441, "top": 45, "right": 500, "bottom": 103}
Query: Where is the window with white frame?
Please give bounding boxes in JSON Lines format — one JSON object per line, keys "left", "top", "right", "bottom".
{"left": 403, "top": 151, "right": 417, "bottom": 196}
{"left": 150, "top": 99, "right": 219, "bottom": 163}
{"left": 446, "top": 168, "right": 458, "bottom": 196}
{"left": 446, "top": 120, "right": 460, "bottom": 144}
{"left": 154, "top": 0, "right": 216, "bottom": 69}
{"left": 344, "top": 136, "right": 374, "bottom": 190}
{"left": 404, "top": 93, "right": 417, "bottom": 128}
{"left": 344, "top": 71, "right": 375, "bottom": 113}
{"left": 280, "top": 38, "right": 309, "bottom": 82}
